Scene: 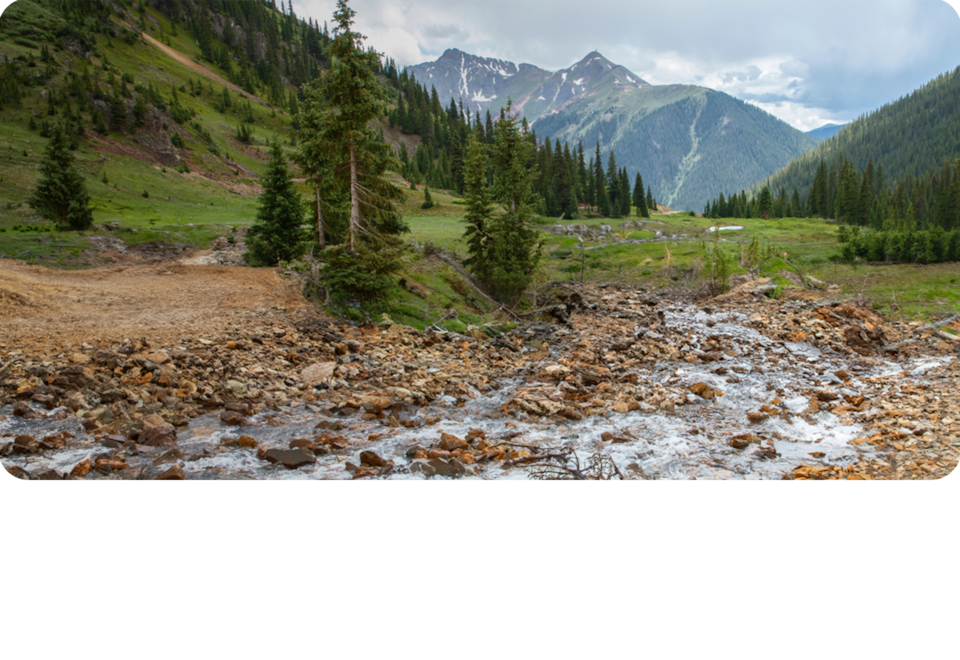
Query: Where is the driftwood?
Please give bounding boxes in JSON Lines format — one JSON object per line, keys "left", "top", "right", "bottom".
{"left": 0, "top": 357, "right": 23, "bottom": 379}
{"left": 503, "top": 452, "right": 571, "bottom": 468}
{"left": 428, "top": 250, "right": 521, "bottom": 321}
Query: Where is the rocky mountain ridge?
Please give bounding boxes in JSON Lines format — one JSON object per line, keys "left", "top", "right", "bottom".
{"left": 406, "top": 49, "right": 819, "bottom": 212}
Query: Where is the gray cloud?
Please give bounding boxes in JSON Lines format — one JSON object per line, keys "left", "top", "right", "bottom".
{"left": 294, "top": 0, "right": 960, "bottom": 129}
{"left": 421, "top": 23, "right": 469, "bottom": 41}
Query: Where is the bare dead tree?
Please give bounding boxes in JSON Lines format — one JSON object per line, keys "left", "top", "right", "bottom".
{"left": 524, "top": 447, "right": 625, "bottom": 480}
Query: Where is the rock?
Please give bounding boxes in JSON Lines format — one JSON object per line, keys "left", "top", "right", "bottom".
{"left": 141, "top": 413, "right": 176, "bottom": 447}
{"left": 409, "top": 459, "right": 438, "bottom": 477}
{"left": 290, "top": 438, "right": 317, "bottom": 453}
{"left": 264, "top": 448, "right": 317, "bottom": 469}
{"left": 31, "top": 393, "right": 57, "bottom": 409}
{"left": 301, "top": 362, "right": 337, "bottom": 387}
{"left": 95, "top": 458, "right": 130, "bottom": 473}
{"left": 69, "top": 459, "right": 92, "bottom": 478}
{"left": 13, "top": 434, "right": 39, "bottom": 454}
{"left": 465, "top": 429, "right": 486, "bottom": 442}
{"left": 360, "top": 396, "right": 392, "bottom": 414}
{"left": 809, "top": 452, "right": 826, "bottom": 459}
{"left": 559, "top": 406, "right": 584, "bottom": 421}
{"left": 153, "top": 449, "right": 185, "bottom": 466}
{"left": 816, "top": 390, "right": 839, "bottom": 402}
{"left": 428, "top": 457, "right": 467, "bottom": 478}
{"left": 438, "top": 432, "right": 468, "bottom": 452}
{"left": 352, "top": 465, "right": 379, "bottom": 479}
{"left": 99, "top": 436, "right": 124, "bottom": 449}
{"left": 220, "top": 410, "right": 245, "bottom": 426}
{"left": 405, "top": 445, "right": 428, "bottom": 458}
{"left": 156, "top": 465, "right": 185, "bottom": 480}
{"left": 5, "top": 464, "right": 30, "bottom": 479}
{"left": 729, "top": 434, "right": 759, "bottom": 449}
{"left": 69, "top": 352, "right": 91, "bottom": 365}
{"left": 33, "top": 468, "right": 65, "bottom": 480}
{"left": 144, "top": 351, "right": 170, "bottom": 366}
{"left": 360, "top": 450, "right": 390, "bottom": 468}
{"left": 747, "top": 411, "right": 769, "bottom": 424}
{"left": 688, "top": 383, "right": 720, "bottom": 400}
{"left": 225, "top": 380, "right": 247, "bottom": 397}
{"left": 13, "top": 401, "right": 40, "bottom": 419}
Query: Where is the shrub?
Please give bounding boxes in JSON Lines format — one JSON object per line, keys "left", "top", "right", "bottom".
{"left": 320, "top": 242, "right": 405, "bottom": 302}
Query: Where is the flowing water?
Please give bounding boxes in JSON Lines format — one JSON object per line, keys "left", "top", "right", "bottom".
{"left": 2, "top": 306, "right": 952, "bottom": 480}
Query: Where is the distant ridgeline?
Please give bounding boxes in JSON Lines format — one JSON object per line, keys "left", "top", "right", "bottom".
{"left": 701, "top": 66, "right": 960, "bottom": 263}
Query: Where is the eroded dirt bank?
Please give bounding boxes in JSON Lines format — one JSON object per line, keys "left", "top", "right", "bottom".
{"left": 1, "top": 258, "right": 958, "bottom": 480}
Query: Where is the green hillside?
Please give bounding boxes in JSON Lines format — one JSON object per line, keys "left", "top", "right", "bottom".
{"left": 0, "top": 0, "right": 330, "bottom": 261}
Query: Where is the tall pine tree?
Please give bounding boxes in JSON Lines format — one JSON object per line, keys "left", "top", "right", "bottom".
{"left": 27, "top": 123, "right": 92, "bottom": 231}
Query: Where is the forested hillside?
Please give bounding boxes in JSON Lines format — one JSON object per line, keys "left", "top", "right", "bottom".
{"left": 754, "top": 66, "right": 960, "bottom": 200}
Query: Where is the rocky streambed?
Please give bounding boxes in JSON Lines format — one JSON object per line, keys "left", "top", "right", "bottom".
{"left": 2, "top": 282, "right": 958, "bottom": 480}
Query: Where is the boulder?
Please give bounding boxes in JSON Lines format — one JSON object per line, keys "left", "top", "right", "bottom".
{"left": 438, "top": 432, "right": 468, "bottom": 452}
{"left": 360, "top": 450, "right": 390, "bottom": 468}
{"left": 301, "top": 362, "right": 337, "bottom": 387}
{"left": 220, "top": 410, "right": 245, "bottom": 426}
{"left": 5, "top": 465, "right": 30, "bottom": 480}
{"left": 13, "top": 401, "right": 40, "bottom": 419}
{"left": 688, "top": 382, "right": 720, "bottom": 400}
{"left": 68, "top": 459, "right": 92, "bottom": 478}
{"left": 156, "top": 465, "right": 185, "bottom": 480}
{"left": 264, "top": 448, "right": 317, "bottom": 469}
{"left": 141, "top": 413, "right": 177, "bottom": 447}
{"left": 428, "top": 457, "right": 467, "bottom": 478}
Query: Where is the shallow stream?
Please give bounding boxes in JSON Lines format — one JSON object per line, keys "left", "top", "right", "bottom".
{"left": 2, "top": 306, "right": 951, "bottom": 480}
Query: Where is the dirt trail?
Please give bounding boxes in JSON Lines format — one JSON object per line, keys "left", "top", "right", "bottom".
{"left": 140, "top": 33, "right": 271, "bottom": 108}
{"left": 0, "top": 258, "right": 307, "bottom": 356}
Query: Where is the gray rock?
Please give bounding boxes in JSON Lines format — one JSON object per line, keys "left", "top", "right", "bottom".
{"left": 264, "top": 448, "right": 317, "bottom": 469}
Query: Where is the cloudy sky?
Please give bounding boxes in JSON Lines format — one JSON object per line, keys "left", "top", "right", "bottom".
{"left": 294, "top": 0, "right": 960, "bottom": 131}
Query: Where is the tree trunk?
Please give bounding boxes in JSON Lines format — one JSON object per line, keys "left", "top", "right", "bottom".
{"left": 315, "top": 185, "right": 325, "bottom": 248}
{"left": 349, "top": 143, "right": 359, "bottom": 252}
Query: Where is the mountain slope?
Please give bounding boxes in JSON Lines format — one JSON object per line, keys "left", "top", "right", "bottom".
{"left": 756, "top": 66, "right": 960, "bottom": 199}
{"left": 406, "top": 50, "right": 818, "bottom": 211}
{"left": 806, "top": 123, "right": 845, "bottom": 141}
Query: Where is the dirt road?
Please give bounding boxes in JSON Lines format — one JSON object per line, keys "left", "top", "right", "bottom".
{"left": 0, "top": 258, "right": 307, "bottom": 355}
{"left": 140, "top": 33, "right": 272, "bottom": 108}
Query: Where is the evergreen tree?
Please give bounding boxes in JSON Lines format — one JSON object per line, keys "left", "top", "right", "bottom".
{"left": 27, "top": 124, "right": 93, "bottom": 231}
{"left": 757, "top": 186, "right": 773, "bottom": 220}
{"left": 421, "top": 186, "right": 434, "bottom": 209}
{"left": 633, "top": 172, "right": 649, "bottom": 217}
{"left": 483, "top": 101, "right": 542, "bottom": 302}
{"left": 462, "top": 134, "right": 494, "bottom": 279}
{"left": 245, "top": 139, "right": 308, "bottom": 266}
{"left": 296, "top": 0, "right": 406, "bottom": 300}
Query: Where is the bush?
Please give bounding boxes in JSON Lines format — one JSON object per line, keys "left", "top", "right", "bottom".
{"left": 141, "top": 190, "right": 149, "bottom": 198}
{"left": 320, "top": 242, "right": 405, "bottom": 302}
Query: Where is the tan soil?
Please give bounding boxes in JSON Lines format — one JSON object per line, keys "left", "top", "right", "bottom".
{"left": 0, "top": 258, "right": 308, "bottom": 356}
